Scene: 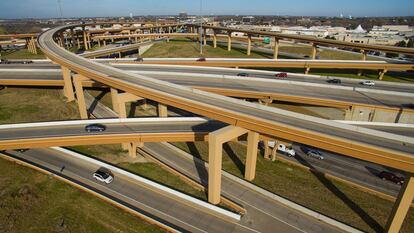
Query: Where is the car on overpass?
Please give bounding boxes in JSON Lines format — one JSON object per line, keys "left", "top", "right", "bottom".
{"left": 85, "top": 124, "right": 106, "bottom": 132}
{"left": 275, "top": 72, "right": 288, "bottom": 78}
{"left": 327, "top": 78, "right": 342, "bottom": 84}
{"left": 237, "top": 72, "right": 249, "bottom": 77}
{"left": 360, "top": 80, "right": 375, "bottom": 86}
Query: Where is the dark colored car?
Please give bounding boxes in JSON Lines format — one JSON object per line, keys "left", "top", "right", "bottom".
{"left": 85, "top": 123, "right": 106, "bottom": 132}
{"left": 275, "top": 72, "right": 288, "bottom": 78}
{"left": 134, "top": 57, "right": 144, "bottom": 62}
{"left": 196, "top": 57, "right": 206, "bottom": 62}
{"left": 0, "top": 59, "right": 10, "bottom": 64}
{"left": 327, "top": 78, "right": 342, "bottom": 84}
{"left": 378, "top": 171, "right": 404, "bottom": 185}
{"left": 14, "top": 148, "right": 29, "bottom": 153}
{"left": 237, "top": 73, "right": 249, "bottom": 77}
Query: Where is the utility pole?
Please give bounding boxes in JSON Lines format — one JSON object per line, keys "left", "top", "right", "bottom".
{"left": 57, "top": 0, "right": 63, "bottom": 18}
{"left": 199, "top": 0, "right": 203, "bottom": 54}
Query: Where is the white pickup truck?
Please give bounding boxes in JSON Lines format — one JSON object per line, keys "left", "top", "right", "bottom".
{"left": 267, "top": 141, "right": 296, "bottom": 157}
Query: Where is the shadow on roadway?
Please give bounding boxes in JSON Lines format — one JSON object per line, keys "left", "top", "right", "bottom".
{"left": 87, "top": 89, "right": 108, "bottom": 117}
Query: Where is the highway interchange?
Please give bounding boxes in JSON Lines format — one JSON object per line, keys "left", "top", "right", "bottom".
{"left": 1, "top": 22, "right": 414, "bottom": 232}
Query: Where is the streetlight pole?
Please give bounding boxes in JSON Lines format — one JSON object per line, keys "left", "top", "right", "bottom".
{"left": 199, "top": 0, "right": 203, "bottom": 54}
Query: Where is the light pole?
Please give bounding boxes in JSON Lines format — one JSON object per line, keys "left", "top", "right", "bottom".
{"left": 199, "top": 0, "right": 203, "bottom": 54}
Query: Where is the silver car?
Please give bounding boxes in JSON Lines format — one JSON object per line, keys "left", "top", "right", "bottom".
{"left": 306, "top": 150, "right": 324, "bottom": 160}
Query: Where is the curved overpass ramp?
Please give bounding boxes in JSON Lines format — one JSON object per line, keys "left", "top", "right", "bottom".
{"left": 37, "top": 24, "right": 414, "bottom": 174}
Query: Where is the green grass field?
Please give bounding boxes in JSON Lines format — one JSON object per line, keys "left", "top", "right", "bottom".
{"left": 0, "top": 48, "right": 46, "bottom": 59}
{"left": 142, "top": 39, "right": 268, "bottom": 58}
{"left": 0, "top": 88, "right": 80, "bottom": 124}
{"left": 171, "top": 141, "right": 414, "bottom": 233}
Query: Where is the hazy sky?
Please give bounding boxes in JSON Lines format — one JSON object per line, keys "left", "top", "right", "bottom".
{"left": 0, "top": 0, "right": 413, "bottom": 19}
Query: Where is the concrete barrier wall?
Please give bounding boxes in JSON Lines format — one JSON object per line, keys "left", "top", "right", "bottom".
{"left": 345, "top": 106, "right": 414, "bottom": 123}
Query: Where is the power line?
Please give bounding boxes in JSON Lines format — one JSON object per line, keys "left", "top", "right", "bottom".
{"left": 57, "top": 0, "right": 63, "bottom": 18}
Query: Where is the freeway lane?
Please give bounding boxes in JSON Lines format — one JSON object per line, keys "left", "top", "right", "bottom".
{"left": 0, "top": 68, "right": 412, "bottom": 109}
{"left": 141, "top": 142, "right": 354, "bottom": 233}
{"left": 1, "top": 60, "right": 414, "bottom": 93}
{"left": 1, "top": 149, "right": 257, "bottom": 233}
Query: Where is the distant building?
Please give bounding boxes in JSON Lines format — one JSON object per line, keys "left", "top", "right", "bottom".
{"left": 242, "top": 16, "right": 255, "bottom": 24}
{"left": 179, "top": 12, "right": 188, "bottom": 20}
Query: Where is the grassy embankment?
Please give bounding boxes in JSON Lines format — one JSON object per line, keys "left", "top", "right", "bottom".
{"left": 172, "top": 141, "right": 414, "bottom": 233}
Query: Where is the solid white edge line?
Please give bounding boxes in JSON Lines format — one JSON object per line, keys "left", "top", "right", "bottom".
{"left": 51, "top": 147, "right": 241, "bottom": 222}
{"left": 0, "top": 117, "right": 208, "bottom": 130}
{"left": 335, "top": 121, "right": 414, "bottom": 128}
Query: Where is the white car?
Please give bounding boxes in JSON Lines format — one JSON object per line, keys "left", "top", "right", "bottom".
{"left": 277, "top": 144, "right": 296, "bottom": 157}
{"left": 266, "top": 141, "right": 295, "bottom": 157}
{"left": 93, "top": 170, "right": 114, "bottom": 184}
{"left": 360, "top": 80, "right": 375, "bottom": 86}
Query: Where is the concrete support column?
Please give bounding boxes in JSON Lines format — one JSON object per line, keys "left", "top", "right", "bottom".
{"left": 61, "top": 66, "right": 75, "bottom": 102}
{"left": 273, "top": 38, "right": 279, "bottom": 59}
{"left": 103, "top": 40, "right": 106, "bottom": 46}
{"left": 271, "top": 145, "right": 278, "bottom": 161}
{"left": 87, "top": 32, "right": 92, "bottom": 49}
{"left": 259, "top": 98, "right": 273, "bottom": 106}
{"left": 26, "top": 39, "right": 32, "bottom": 53}
{"left": 83, "top": 30, "right": 88, "bottom": 50}
{"left": 59, "top": 32, "right": 65, "bottom": 49}
{"left": 97, "top": 39, "right": 101, "bottom": 47}
{"left": 247, "top": 35, "right": 252, "bottom": 56}
{"left": 77, "top": 38, "right": 80, "bottom": 49}
{"left": 110, "top": 88, "right": 119, "bottom": 112}
{"left": 361, "top": 49, "right": 367, "bottom": 61}
{"left": 127, "top": 142, "right": 144, "bottom": 158}
{"left": 213, "top": 31, "right": 217, "bottom": 48}
{"left": 208, "top": 126, "right": 249, "bottom": 204}
{"left": 357, "top": 49, "right": 367, "bottom": 76}
{"left": 157, "top": 103, "right": 168, "bottom": 117}
{"left": 311, "top": 43, "right": 317, "bottom": 60}
{"left": 244, "top": 131, "right": 259, "bottom": 181}
{"left": 385, "top": 175, "right": 414, "bottom": 233}
{"left": 379, "top": 69, "right": 387, "bottom": 80}
{"left": 73, "top": 74, "right": 89, "bottom": 119}
{"left": 31, "top": 37, "right": 37, "bottom": 54}
{"left": 227, "top": 32, "right": 232, "bottom": 51}
{"left": 117, "top": 93, "right": 143, "bottom": 119}
{"left": 263, "top": 140, "right": 271, "bottom": 160}
{"left": 208, "top": 133, "right": 224, "bottom": 204}
{"left": 116, "top": 93, "right": 143, "bottom": 150}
